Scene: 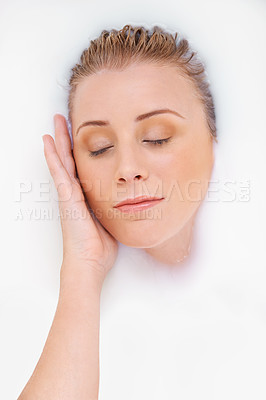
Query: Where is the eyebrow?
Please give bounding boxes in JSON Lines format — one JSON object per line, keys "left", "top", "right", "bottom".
{"left": 75, "top": 108, "right": 185, "bottom": 136}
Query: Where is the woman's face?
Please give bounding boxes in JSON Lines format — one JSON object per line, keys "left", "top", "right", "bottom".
{"left": 71, "top": 63, "right": 214, "bottom": 248}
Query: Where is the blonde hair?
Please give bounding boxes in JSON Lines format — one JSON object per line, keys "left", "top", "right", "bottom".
{"left": 67, "top": 24, "right": 217, "bottom": 142}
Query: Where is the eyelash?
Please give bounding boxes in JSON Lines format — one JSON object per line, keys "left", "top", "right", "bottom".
{"left": 89, "top": 137, "right": 171, "bottom": 157}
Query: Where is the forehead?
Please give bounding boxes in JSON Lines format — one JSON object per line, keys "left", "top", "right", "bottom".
{"left": 72, "top": 63, "right": 199, "bottom": 126}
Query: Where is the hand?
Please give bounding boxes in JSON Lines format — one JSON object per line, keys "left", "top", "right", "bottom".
{"left": 42, "top": 114, "right": 118, "bottom": 283}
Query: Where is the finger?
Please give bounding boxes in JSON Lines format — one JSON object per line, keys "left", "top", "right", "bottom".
{"left": 54, "top": 114, "right": 76, "bottom": 179}
{"left": 42, "top": 134, "right": 82, "bottom": 206}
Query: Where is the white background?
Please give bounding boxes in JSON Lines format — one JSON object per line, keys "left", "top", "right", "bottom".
{"left": 0, "top": 0, "right": 266, "bottom": 399}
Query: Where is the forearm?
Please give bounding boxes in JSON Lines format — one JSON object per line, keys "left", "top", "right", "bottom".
{"left": 18, "top": 264, "right": 104, "bottom": 400}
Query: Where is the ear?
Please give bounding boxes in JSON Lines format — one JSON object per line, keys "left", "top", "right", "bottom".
{"left": 66, "top": 118, "right": 73, "bottom": 150}
{"left": 71, "top": 149, "right": 80, "bottom": 183}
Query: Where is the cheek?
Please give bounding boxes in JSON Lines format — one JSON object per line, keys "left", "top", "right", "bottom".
{"left": 157, "top": 150, "right": 194, "bottom": 184}
{"left": 78, "top": 166, "right": 113, "bottom": 209}
{"left": 73, "top": 154, "right": 103, "bottom": 204}
{"left": 184, "top": 146, "right": 213, "bottom": 203}
{"left": 162, "top": 145, "right": 213, "bottom": 203}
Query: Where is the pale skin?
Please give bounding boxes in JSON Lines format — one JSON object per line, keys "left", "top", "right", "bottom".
{"left": 18, "top": 62, "right": 214, "bottom": 399}
{"left": 72, "top": 63, "right": 214, "bottom": 264}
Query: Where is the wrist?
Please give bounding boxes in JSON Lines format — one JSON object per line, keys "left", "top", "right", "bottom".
{"left": 60, "top": 260, "right": 105, "bottom": 295}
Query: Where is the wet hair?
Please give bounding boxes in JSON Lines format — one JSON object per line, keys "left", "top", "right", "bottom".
{"left": 67, "top": 24, "right": 217, "bottom": 142}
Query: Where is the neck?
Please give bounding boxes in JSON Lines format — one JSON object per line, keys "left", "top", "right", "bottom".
{"left": 144, "top": 215, "right": 196, "bottom": 266}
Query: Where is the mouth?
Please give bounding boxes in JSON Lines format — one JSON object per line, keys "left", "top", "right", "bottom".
{"left": 113, "top": 196, "right": 164, "bottom": 213}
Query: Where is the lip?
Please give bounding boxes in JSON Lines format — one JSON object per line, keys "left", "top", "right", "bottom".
{"left": 114, "top": 196, "right": 164, "bottom": 213}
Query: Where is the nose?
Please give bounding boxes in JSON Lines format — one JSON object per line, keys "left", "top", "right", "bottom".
{"left": 117, "top": 173, "right": 143, "bottom": 184}
{"left": 114, "top": 149, "right": 149, "bottom": 184}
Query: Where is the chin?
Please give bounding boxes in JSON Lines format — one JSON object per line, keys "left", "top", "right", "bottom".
{"left": 106, "top": 220, "right": 169, "bottom": 249}
{"left": 118, "top": 236, "right": 162, "bottom": 249}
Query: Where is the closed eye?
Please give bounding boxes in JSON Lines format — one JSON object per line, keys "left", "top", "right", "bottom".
{"left": 143, "top": 137, "right": 171, "bottom": 145}
{"left": 89, "top": 137, "right": 172, "bottom": 157}
{"left": 89, "top": 145, "right": 113, "bottom": 157}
